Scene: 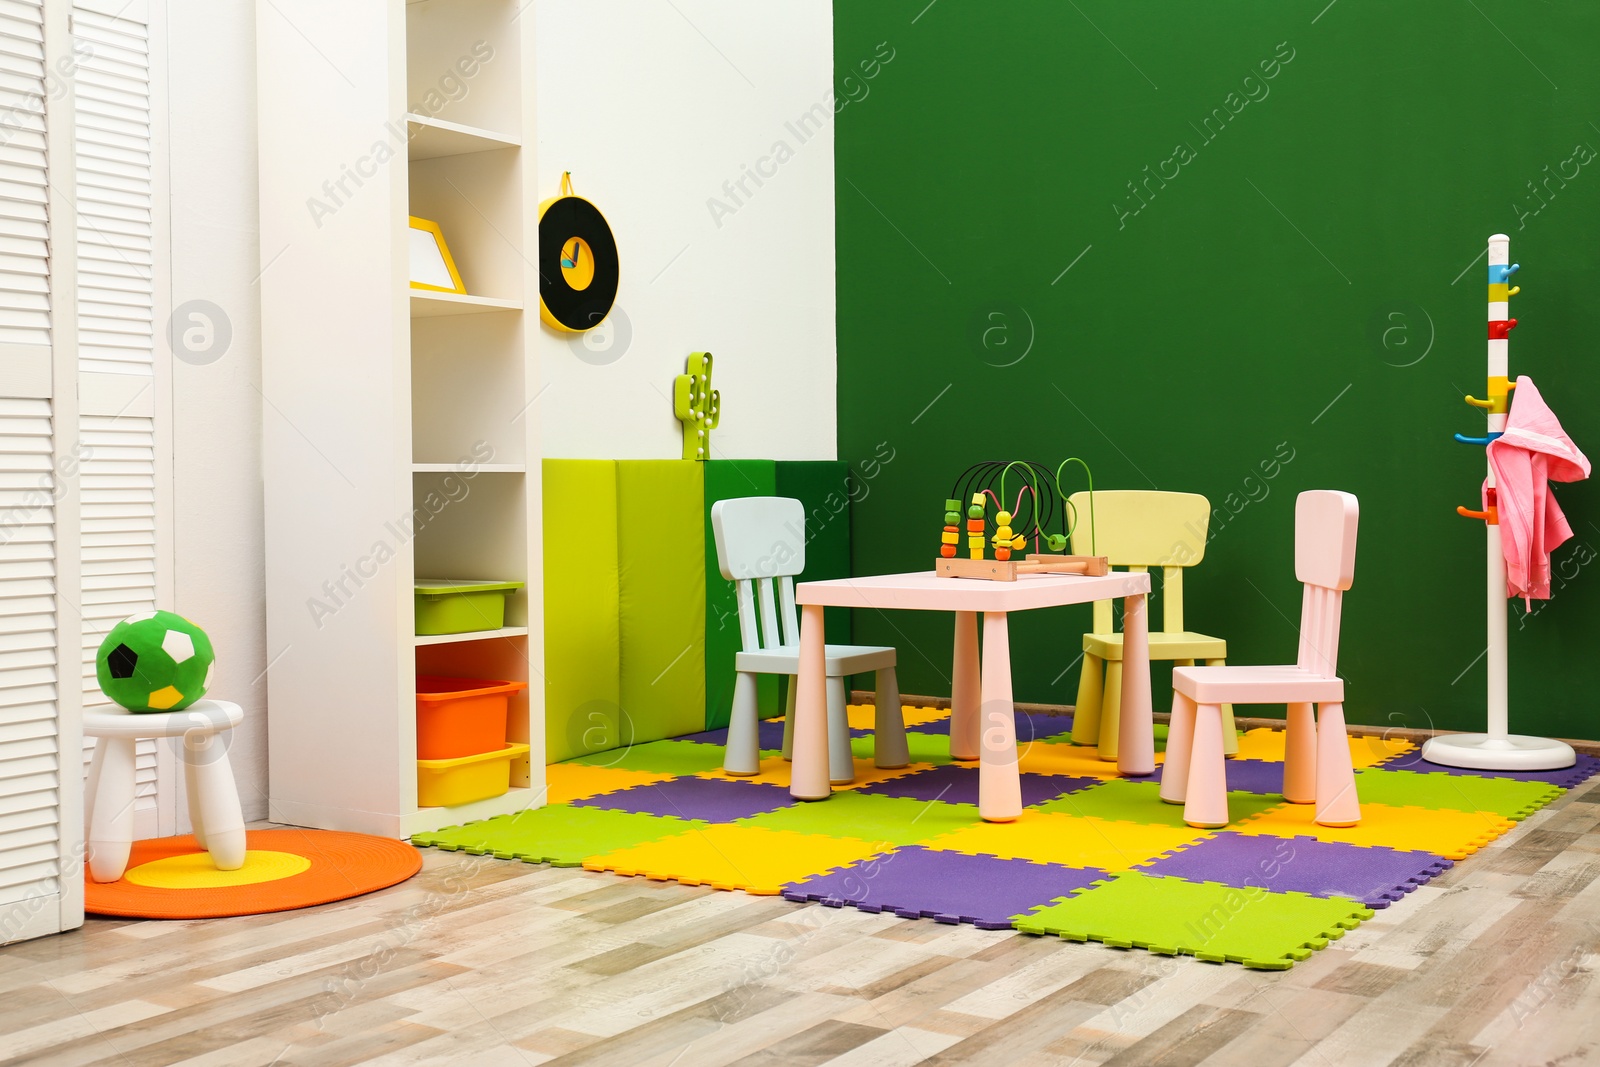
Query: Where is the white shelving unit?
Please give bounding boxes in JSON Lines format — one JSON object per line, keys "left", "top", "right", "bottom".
{"left": 258, "top": 0, "right": 543, "bottom": 838}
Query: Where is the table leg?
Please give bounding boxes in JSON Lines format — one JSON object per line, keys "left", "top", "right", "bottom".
{"left": 1117, "top": 590, "right": 1156, "bottom": 776}
{"left": 979, "top": 611, "right": 1022, "bottom": 821}
{"left": 950, "top": 610, "right": 979, "bottom": 761}
{"left": 88, "top": 737, "right": 136, "bottom": 883}
{"left": 790, "top": 603, "right": 831, "bottom": 800}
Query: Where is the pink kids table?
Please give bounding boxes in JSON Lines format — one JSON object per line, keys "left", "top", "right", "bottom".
{"left": 791, "top": 569, "right": 1155, "bottom": 821}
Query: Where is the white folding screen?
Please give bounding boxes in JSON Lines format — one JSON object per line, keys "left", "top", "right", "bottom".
{"left": 0, "top": 397, "right": 68, "bottom": 940}
{"left": 0, "top": 0, "right": 83, "bottom": 944}
{"left": 72, "top": 1, "right": 166, "bottom": 840}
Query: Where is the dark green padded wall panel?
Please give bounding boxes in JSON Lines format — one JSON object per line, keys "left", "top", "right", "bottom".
{"left": 775, "top": 460, "right": 854, "bottom": 646}
{"left": 703, "top": 460, "right": 778, "bottom": 730}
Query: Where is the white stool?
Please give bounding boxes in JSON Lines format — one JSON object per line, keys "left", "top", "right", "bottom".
{"left": 84, "top": 699, "right": 246, "bottom": 883}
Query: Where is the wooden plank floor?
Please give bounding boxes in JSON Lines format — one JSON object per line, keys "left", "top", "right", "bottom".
{"left": 3, "top": 776, "right": 1598, "bottom": 1067}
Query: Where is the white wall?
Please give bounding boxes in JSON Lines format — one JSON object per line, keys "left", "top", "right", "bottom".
{"left": 151, "top": 1, "right": 837, "bottom": 825}
{"left": 165, "top": 0, "right": 268, "bottom": 822}
{"left": 535, "top": 1, "right": 837, "bottom": 461}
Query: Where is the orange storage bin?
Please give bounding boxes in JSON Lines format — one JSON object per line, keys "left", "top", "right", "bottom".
{"left": 415, "top": 675, "right": 527, "bottom": 760}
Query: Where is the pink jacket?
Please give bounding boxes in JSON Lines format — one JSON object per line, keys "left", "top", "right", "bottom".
{"left": 1486, "top": 376, "right": 1590, "bottom": 601}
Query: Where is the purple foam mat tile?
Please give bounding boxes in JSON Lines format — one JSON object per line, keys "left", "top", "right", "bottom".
{"left": 1150, "top": 758, "right": 1289, "bottom": 796}
{"left": 1136, "top": 831, "right": 1454, "bottom": 909}
{"left": 680, "top": 721, "right": 873, "bottom": 749}
{"left": 1373, "top": 749, "right": 1600, "bottom": 789}
{"left": 782, "top": 845, "right": 1106, "bottom": 928}
{"left": 908, "top": 711, "right": 1074, "bottom": 744}
{"left": 677, "top": 719, "right": 790, "bottom": 751}
{"left": 854, "top": 763, "right": 1100, "bottom": 807}
{"left": 572, "top": 775, "right": 796, "bottom": 822}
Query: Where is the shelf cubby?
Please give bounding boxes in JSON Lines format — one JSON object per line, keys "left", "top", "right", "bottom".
{"left": 411, "top": 311, "right": 529, "bottom": 468}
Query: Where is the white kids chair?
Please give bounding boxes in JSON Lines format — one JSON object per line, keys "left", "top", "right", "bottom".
{"left": 84, "top": 699, "right": 246, "bottom": 882}
{"left": 711, "top": 496, "right": 908, "bottom": 782}
{"left": 1161, "top": 490, "right": 1361, "bottom": 829}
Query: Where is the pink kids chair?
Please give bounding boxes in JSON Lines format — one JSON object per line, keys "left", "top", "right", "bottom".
{"left": 1161, "top": 490, "right": 1360, "bottom": 829}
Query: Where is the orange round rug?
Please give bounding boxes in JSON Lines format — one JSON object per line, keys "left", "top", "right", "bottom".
{"left": 85, "top": 829, "right": 422, "bottom": 919}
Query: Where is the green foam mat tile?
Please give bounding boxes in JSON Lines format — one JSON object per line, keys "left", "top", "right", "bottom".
{"left": 1015, "top": 871, "right": 1374, "bottom": 970}
{"left": 851, "top": 731, "right": 954, "bottom": 766}
{"left": 411, "top": 805, "right": 701, "bottom": 867}
{"left": 567, "top": 739, "right": 728, "bottom": 776}
{"left": 1351, "top": 768, "right": 1565, "bottom": 821}
{"left": 1036, "top": 778, "right": 1287, "bottom": 828}
{"left": 739, "top": 790, "right": 980, "bottom": 846}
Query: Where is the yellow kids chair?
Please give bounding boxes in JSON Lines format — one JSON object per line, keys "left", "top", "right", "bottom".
{"left": 1068, "top": 490, "right": 1237, "bottom": 760}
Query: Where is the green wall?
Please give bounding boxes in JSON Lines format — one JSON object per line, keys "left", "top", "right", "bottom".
{"left": 835, "top": 2, "right": 1600, "bottom": 739}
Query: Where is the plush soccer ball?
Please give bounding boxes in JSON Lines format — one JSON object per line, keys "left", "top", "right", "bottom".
{"left": 96, "top": 610, "right": 215, "bottom": 713}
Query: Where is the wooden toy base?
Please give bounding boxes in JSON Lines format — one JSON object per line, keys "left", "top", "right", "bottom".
{"left": 935, "top": 555, "right": 1110, "bottom": 582}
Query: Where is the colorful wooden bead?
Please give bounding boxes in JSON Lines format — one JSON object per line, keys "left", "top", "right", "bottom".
{"left": 941, "top": 530, "right": 959, "bottom": 544}
{"left": 940, "top": 544, "right": 957, "bottom": 558}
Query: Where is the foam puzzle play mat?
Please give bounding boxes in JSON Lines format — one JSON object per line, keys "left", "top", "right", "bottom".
{"left": 412, "top": 705, "right": 1597, "bottom": 970}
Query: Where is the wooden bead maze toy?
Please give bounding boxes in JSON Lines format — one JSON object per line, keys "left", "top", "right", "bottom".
{"left": 935, "top": 459, "right": 1109, "bottom": 581}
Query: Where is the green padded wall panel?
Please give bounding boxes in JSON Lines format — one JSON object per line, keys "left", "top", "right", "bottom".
{"left": 775, "top": 460, "right": 855, "bottom": 711}
{"left": 542, "top": 460, "right": 621, "bottom": 763}
{"left": 617, "top": 461, "right": 707, "bottom": 744}
{"left": 703, "top": 460, "right": 777, "bottom": 731}
{"left": 775, "top": 461, "right": 853, "bottom": 646}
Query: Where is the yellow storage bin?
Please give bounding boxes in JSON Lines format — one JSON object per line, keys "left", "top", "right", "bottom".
{"left": 416, "top": 742, "right": 530, "bottom": 807}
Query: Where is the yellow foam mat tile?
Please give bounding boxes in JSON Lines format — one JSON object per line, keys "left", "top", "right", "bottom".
{"left": 1016, "top": 740, "right": 1163, "bottom": 779}
{"left": 846, "top": 703, "right": 950, "bottom": 730}
{"left": 697, "top": 757, "right": 932, "bottom": 791}
{"left": 584, "top": 824, "right": 885, "bottom": 895}
{"left": 1231, "top": 727, "right": 1413, "bottom": 769}
{"left": 1233, "top": 800, "right": 1514, "bottom": 859}
{"left": 543, "top": 763, "right": 673, "bottom": 805}
{"left": 923, "top": 810, "right": 1213, "bottom": 871}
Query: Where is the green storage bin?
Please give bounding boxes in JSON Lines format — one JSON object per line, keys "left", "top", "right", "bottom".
{"left": 415, "top": 579, "right": 525, "bottom": 635}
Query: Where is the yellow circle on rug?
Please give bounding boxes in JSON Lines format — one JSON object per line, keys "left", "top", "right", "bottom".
{"left": 125, "top": 849, "right": 311, "bottom": 889}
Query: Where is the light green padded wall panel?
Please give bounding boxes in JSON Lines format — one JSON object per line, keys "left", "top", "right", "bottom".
{"left": 703, "top": 460, "right": 777, "bottom": 731}
{"left": 616, "top": 461, "right": 707, "bottom": 744}
{"left": 542, "top": 460, "right": 621, "bottom": 763}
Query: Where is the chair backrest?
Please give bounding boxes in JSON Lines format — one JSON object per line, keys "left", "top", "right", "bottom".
{"left": 1293, "top": 490, "right": 1359, "bottom": 676}
{"left": 710, "top": 496, "right": 805, "bottom": 654}
{"left": 1067, "top": 490, "right": 1211, "bottom": 634}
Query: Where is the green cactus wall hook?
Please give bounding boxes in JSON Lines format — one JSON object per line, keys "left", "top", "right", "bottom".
{"left": 673, "top": 351, "right": 720, "bottom": 460}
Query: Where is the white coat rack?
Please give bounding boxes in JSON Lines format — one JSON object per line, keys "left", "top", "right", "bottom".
{"left": 1422, "top": 234, "right": 1576, "bottom": 771}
